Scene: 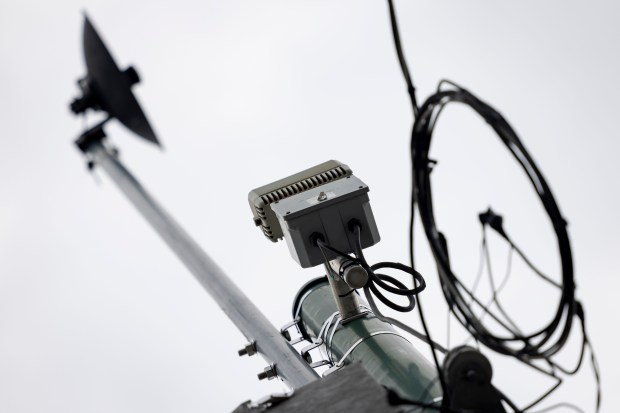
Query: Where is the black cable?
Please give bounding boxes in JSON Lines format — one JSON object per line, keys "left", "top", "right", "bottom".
{"left": 351, "top": 225, "right": 425, "bottom": 307}
{"left": 386, "top": 0, "right": 449, "bottom": 397}
{"left": 384, "top": 1, "right": 600, "bottom": 411}
{"left": 588, "top": 340, "right": 602, "bottom": 412}
{"left": 480, "top": 207, "right": 561, "bottom": 289}
{"left": 495, "top": 388, "right": 522, "bottom": 413}
{"left": 481, "top": 215, "right": 601, "bottom": 411}
{"left": 468, "top": 234, "right": 488, "bottom": 306}
{"left": 315, "top": 229, "right": 448, "bottom": 353}
{"left": 412, "top": 83, "right": 575, "bottom": 359}
{"left": 363, "top": 285, "right": 448, "bottom": 354}
{"left": 481, "top": 233, "right": 523, "bottom": 336}
{"left": 519, "top": 379, "right": 562, "bottom": 412}
{"left": 410, "top": 83, "right": 600, "bottom": 410}
{"left": 387, "top": 14, "right": 460, "bottom": 412}
{"left": 352, "top": 224, "right": 449, "bottom": 394}
{"left": 387, "top": 0, "right": 419, "bottom": 117}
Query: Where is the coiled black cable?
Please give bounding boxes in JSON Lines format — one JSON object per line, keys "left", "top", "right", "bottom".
{"left": 353, "top": 225, "right": 425, "bottom": 312}
{"left": 316, "top": 227, "right": 425, "bottom": 314}
{"left": 385, "top": 0, "right": 600, "bottom": 410}
{"left": 411, "top": 82, "right": 575, "bottom": 360}
{"left": 315, "top": 227, "right": 448, "bottom": 353}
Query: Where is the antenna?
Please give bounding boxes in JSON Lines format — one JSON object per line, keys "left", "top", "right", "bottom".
{"left": 68, "top": 14, "right": 318, "bottom": 389}
{"left": 70, "top": 14, "right": 160, "bottom": 150}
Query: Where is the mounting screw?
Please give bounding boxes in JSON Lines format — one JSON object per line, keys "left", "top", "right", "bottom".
{"left": 343, "top": 265, "right": 369, "bottom": 289}
{"left": 317, "top": 191, "right": 328, "bottom": 202}
{"left": 257, "top": 364, "right": 277, "bottom": 381}
{"left": 238, "top": 341, "right": 257, "bottom": 357}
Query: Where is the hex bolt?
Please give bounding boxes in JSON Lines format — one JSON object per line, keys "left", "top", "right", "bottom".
{"left": 257, "top": 364, "right": 277, "bottom": 381}
{"left": 238, "top": 341, "right": 257, "bottom": 357}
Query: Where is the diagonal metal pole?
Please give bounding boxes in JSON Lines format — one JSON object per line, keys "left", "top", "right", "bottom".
{"left": 84, "top": 140, "right": 318, "bottom": 388}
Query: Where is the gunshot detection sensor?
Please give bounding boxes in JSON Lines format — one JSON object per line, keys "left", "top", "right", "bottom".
{"left": 248, "top": 161, "right": 380, "bottom": 268}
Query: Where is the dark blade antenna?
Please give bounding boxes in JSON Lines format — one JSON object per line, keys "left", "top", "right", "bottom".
{"left": 68, "top": 14, "right": 318, "bottom": 389}
{"left": 70, "top": 14, "right": 160, "bottom": 148}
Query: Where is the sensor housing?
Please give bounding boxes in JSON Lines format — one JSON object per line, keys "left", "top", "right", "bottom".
{"left": 249, "top": 161, "right": 380, "bottom": 268}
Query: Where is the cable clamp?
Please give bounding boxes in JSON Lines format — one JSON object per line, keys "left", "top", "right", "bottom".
{"left": 323, "top": 330, "right": 411, "bottom": 377}
{"left": 280, "top": 317, "right": 305, "bottom": 345}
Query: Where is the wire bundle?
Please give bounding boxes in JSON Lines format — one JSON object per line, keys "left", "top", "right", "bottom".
{"left": 411, "top": 84, "right": 600, "bottom": 411}
{"left": 412, "top": 83, "right": 575, "bottom": 361}
{"left": 385, "top": 0, "right": 600, "bottom": 410}
{"left": 315, "top": 227, "right": 447, "bottom": 351}
{"left": 315, "top": 226, "right": 425, "bottom": 314}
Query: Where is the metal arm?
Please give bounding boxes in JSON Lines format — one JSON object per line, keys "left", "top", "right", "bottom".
{"left": 85, "top": 140, "right": 318, "bottom": 389}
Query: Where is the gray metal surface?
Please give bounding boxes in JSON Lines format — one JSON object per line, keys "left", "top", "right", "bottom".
{"left": 232, "top": 363, "right": 410, "bottom": 413}
{"left": 248, "top": 160, "right": 352, "bottom": 242}
{"left": 271, "top": 175, "right": 380, "bottom": 268}
{"left": 87, "top": 141, "right": 318, "bottom": 388}
{"left": 326, "top": 259, "right": 362, "bottom": 321}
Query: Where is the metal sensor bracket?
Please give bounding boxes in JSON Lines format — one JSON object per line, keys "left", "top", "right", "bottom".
{"left": 272, "top": 174, "right": 380, "bottom": 268}
{"left": 248, "top": 160, "right": 353, "bottom": 242}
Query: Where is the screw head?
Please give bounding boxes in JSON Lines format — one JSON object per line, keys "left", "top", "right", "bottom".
{"left": 343, "top": 265, "right": 369, "bottom": 289}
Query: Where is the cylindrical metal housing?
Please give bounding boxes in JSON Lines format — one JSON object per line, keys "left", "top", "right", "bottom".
{"left": 325, "top": 260, "right": 362, "bottom": 321}
{"left": 294, "top": 279, "right": 441, "bottom": 403}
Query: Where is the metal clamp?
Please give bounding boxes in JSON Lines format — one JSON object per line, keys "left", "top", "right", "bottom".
{"left": 323, "top": 330, "right": 411, "bottom": 377}
{"left": 300, "top": 339, "right": 324, "bottom": 364}
{"left": 297, "top": 305, "right": 378, "bottom": 371}
{"left": 317, "top": 307, "right": 371, "bottom": 364}
{"left": 280, "top": 318, "right": 306, "bottom": 345}
{"left": 248, "top": 391, "right": 294, "bottom": 409}
{"left": 308, "top": 360, "right": 332, "bottom": 369}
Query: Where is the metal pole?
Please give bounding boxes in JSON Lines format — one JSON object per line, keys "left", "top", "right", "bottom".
{"left": 295, "top": 280, "right": 441, "bottom": 403}
{"left": 86, "top": 141, "right": 318, "bottom": 388}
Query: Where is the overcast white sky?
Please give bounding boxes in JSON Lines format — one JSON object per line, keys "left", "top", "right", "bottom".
{"left": 1, "top": 1, "right": 619, "bottom": 412}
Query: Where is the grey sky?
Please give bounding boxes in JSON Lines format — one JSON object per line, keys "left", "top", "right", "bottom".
{"left": 1, "top": 1, "right": 618, "bottom": 411}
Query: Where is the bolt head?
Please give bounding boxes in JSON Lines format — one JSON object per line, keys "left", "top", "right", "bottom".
{"left": 238, "top": 341, "right": 257, "bottom": 357}
{"left": 344, "top": 266, "right": 369, "bottom": 289}
{"left": 257, "top": 365, "right": 277, "bottom": 381}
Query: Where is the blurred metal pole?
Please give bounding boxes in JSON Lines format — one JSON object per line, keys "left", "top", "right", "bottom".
{"left": 85, "top": 141, "right": 318, "bottom": 388}
{"left": 294, "top": 279, "right": 441, "bottom": 402}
